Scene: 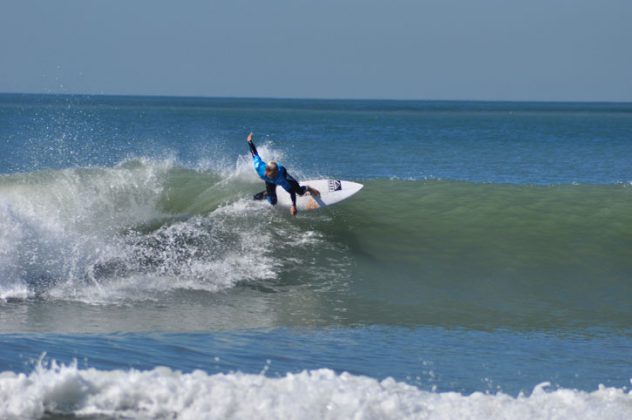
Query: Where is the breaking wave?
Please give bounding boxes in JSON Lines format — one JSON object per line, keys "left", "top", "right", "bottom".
{"left": 0, "top": 148, "right": 337, "bottom": 304}
{"left": 1, "top": 361, "right": 630, "bottom": 420}
{"left": 1, "top": 152, "right": 631, "bottom": 328}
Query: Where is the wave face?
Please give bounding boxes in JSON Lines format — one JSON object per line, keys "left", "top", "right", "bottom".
{"left": 1, "top": 363, "right": 630, "bottom": 420}
{"left": 1, "top": 156, "right": 631, "bottom": 328}
{"left": 337, "top": 179, "right": 632, "bottom": 327}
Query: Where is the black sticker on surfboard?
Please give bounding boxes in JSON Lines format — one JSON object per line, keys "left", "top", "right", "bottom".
{"left": 328, "top": 180, "right": 342, "bottom": 192}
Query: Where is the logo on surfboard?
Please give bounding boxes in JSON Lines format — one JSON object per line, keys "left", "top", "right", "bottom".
{"left": 328, "top": 180, "right": 342, "bottom": 192}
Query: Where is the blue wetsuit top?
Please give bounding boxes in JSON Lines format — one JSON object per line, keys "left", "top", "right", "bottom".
{"left": 249, "top": 141, "right": 300, "bottom": 205}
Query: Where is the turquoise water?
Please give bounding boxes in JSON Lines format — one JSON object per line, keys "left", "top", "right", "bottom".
{"left": 1, "top": 94, "right": 631, "bottom": 418}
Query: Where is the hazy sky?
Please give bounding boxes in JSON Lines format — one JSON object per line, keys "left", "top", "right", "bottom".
{"left": 1, "top": 0, "right": 631, "bottom": 101}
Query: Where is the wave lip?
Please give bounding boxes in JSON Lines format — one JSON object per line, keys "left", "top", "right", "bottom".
{"left": 1, "top": 363, "right": 630, "bottom": 420}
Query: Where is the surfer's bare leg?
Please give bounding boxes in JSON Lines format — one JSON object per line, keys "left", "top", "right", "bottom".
{"left": 306, "top": 186, "right": 320, "bottom": 196}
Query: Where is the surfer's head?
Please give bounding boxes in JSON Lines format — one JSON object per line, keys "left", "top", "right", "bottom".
{"left": 265, "top": 162, "right": 278, "bottom": 178}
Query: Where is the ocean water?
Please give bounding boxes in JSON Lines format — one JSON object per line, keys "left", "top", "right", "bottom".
{"left": 1, "top": 94, "right": 631, "bottom": 419}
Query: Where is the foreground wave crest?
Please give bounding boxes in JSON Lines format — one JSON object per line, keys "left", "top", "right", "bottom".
{"left": 1, "top": 362, "right": 630, "bottom": 420}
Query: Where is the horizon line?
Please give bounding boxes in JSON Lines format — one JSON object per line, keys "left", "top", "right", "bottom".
{"left": 1, "top": 91, "right": 631, "bottom": 106}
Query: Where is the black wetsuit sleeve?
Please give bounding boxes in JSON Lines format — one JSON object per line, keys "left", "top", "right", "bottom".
{"left": 248, "top": 141, "right": 259, "bottom": 157}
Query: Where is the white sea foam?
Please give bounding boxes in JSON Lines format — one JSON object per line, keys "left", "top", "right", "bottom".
{"left": 0, "top": 155, "right": 335, "bottom": 304}
{"left": 0, "top": 283, "right": 32, "bottom": 301}
{"left": 0, "top": 363, "right": 630, "bottom": 420}
{"left": 0, "top": 161, "right": 169, "bottom": 302}
{"left": 0, "top": 161, "right": 242, "bottom": 301}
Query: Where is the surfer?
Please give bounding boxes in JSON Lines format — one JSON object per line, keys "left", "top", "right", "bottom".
{"left": 247, "top": 132, "right": 319, "bottom": 216}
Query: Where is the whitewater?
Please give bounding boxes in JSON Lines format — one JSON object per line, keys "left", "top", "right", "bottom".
{"left": 2, "top": 362, "right": 631, "bottom": 420}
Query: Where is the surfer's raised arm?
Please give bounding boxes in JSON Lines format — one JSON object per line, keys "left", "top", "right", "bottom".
{"left": 247, "top": 132, "right": 259, "bottom": 157}
{"left": 247, "top": 133, "right": 267, "bottom": 178}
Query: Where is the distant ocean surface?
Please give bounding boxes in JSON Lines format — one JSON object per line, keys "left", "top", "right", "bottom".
{"left": 1, "top": 94, "right": 631, "bottom": 419}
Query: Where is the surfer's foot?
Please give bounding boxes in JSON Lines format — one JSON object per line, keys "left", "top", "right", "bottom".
{"left": 253, "top": 191, "right": 268, "bottom": 201}
{"left": 307, "top": 186, "right": 320, "bottom": 197}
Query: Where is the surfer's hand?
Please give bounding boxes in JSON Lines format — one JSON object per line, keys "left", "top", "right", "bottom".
{"left": 247, "top": 133, "right": 254, "bottom": 143}
{"left": 290, "top": 204, "right": 297, "bottom": 216}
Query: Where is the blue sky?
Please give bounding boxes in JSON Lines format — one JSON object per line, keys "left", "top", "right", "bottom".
{"left": 1, "top": 0, "right": 630, "bottom": 101}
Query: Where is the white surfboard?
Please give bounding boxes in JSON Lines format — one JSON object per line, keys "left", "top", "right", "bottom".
{"left": 254, "top": 179, "right": 363, "bottom": 211}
